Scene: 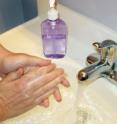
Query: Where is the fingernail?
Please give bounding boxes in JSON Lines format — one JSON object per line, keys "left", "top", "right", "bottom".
{"left": 57, "top": 97, "right": 62, "bottom": 102}
{"left": 63, "top": 80, "right": 70, "bottom": 87}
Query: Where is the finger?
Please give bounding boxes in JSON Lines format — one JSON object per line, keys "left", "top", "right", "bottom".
{"left": 61, "top": 78, "right": 70, "bottom": 87}
{"left": 12, "top": 66, "right": 59, "bottom": 94}
{"left": 29, "top": 68, "right": 64, "bottom": 92}
{"left": 4, "top": 54, "right": 51, "bottom": 73}
{"left": 43, "top": 68, "right": 64, "bottom": 83}
{"left": 37, "top": 63, "right": 56, "bottom": 75}
{"left": 23, "top": 63, "right": 56, "bottom": 79}
{"left": 56, "top": 74, "right": 70, "bottom": 87}
{"left": 3, "top": 68, "right": 24, "bottom": 82}
{"left": 33, "top": 75, "right": 64, "bottom": 98}
{"left": 53, "top": 87, "right": 62, "bottom": 102}
{"left": 39, "top": 98, "right": 49, "bottom": 108}
{"left": 21, "top": 64, "right": 57, "bottom": 88}
{"left": 24, "top": 63, "right": 56, "bottom": 75}
{"left": 15, "top": 54, "right": 51, "bottom": 67}
{"left": 35, "top": 88, "right": 56, "bottom": 104}
{"left": 19, "top": 68, "right": 64, "bottom": 98}
{"left": 28, "top": 63, "right": 56, "bottom": 77}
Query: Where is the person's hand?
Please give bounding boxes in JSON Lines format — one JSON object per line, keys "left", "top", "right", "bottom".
{"left": 0, "top": 64, "right": 69, "bottom": 122}
{"left": 0, "top": 52, "right": 69, "bottom": 107}
{"left": 0, "top": 52, "right": 51, "bottom": 76}
{"left": 0, "top": 44, "right": 51, "bottom": 75}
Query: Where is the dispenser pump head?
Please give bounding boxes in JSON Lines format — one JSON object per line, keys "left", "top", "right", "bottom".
{"left": 48, "top": 0, "right": 59, "bottom": 20}
{"left": 49, "top": 0, "right": 56, "bottom": 8}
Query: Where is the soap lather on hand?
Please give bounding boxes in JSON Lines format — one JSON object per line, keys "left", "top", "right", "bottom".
{"left": 0, "top": 43, "right": 70, "bottom": 122}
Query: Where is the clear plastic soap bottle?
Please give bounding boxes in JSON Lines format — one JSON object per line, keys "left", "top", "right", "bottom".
{"left": 41, "top": 0, "right": 67, "bottom": 58}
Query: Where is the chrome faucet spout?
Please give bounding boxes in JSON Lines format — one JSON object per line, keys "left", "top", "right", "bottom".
{"left": 78, "top": 40, "right": 117, "bottom": 85}
{"left": 78, "top": 60, "right": 110, "bottom": 81}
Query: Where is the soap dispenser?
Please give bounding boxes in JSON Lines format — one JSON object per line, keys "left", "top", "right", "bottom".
{"left": 41, "top": 0, "right": 68, "bottom": 58}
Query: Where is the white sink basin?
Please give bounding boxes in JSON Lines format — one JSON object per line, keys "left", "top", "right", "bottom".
{"left": 1, "top": 3, "right": 117, "bottom": 124}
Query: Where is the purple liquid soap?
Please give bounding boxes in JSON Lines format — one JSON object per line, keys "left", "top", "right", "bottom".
{"left": 41, "top": 18, "right": 67, "bottom": 58}
{"left": 41, "top": 0, "right": 67, "bottom": 59}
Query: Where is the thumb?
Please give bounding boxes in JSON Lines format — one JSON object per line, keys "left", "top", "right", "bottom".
{"left": 3, "top": 53, "right": 51, "bottom": 73}
{"left": 16, "top": 54, "right": 51, "bottom": 67}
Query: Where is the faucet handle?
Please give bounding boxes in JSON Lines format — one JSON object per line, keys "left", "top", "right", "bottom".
{"left": 93, "top": 42, "right": 102, "bottom": 53}
{"left": 93, "top": 40, "right": 117, "bottom": 49}
{"left": 92, "top": 40, "right": 117, "bottom": 65}
{"left": 93, "top": 42, "right": 101, "bottom": 49}
{"left": 93, "top": 40, "right": 117, "bottom": 48}
{"left": 92, "top": 42, "right": 105, "bottom": 59}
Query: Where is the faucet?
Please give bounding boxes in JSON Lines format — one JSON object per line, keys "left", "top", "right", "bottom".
{"left": 78, "top": 40, "right": 117, "bottom": 85}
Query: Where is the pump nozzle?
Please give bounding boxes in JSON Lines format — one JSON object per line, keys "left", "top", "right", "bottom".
{"left": 49, "top": 0, "right": 56, "bottom": 8}
{"left": 48, "top": 0, "right": 59, "bottom": 20}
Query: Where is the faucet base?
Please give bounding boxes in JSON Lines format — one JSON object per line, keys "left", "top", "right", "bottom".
{"left": 78, "top": 40, "right": 117, "bottom": 85}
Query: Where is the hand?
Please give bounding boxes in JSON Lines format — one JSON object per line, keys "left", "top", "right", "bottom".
{"left": 0, "top": 52, "right": 69, "bottom": 107}
{"left": 0, "top": 52, "right": 51, "bottom": 76}
{"left": 0, "top": 64, "right": 69, "bottom": 121}
{"left": 0, "top": 44, "right": 51, "bottom": 76}
{"left": 0, "top": 44, "right": 70, "bottom": 108}
{"left": 18, "top": 65, "right": 70, "bottom": 108}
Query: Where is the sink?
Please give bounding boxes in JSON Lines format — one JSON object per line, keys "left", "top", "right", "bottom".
{"left": 1, "top": 3, "right": 117, "bottom": 124}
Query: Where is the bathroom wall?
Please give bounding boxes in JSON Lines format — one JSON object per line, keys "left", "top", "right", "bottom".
{"left": 0, "top": 0, "right": 24, "bottom": 33}
{"left": 0, "top": 0, "right": 38, "bottom": 34}
{"left": 21, "top": 0, "right": 38, "bottom": 21}
{"left": 60, "top": 0, "right": 117, "bottom": 31}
